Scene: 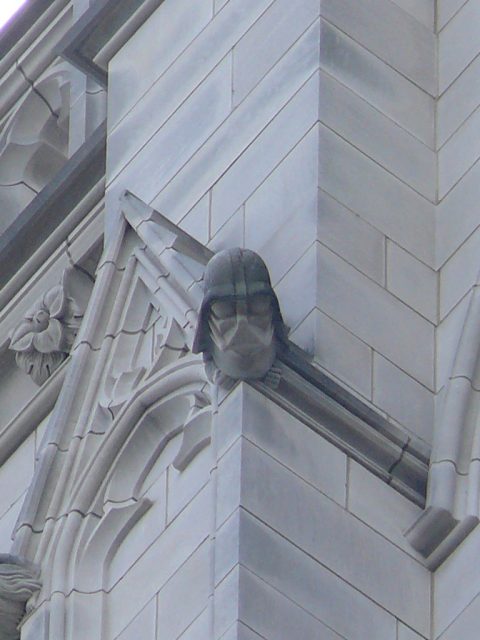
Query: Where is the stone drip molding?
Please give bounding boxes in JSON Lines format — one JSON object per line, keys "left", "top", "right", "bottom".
{"left": 0, "top": 555, "right": 40, "bottom": 640}
{"left": 8, "top": 267, "right": 93, "bottom": 385}
{"left": 407, "top": 280, "right": 480, "bottom": 569}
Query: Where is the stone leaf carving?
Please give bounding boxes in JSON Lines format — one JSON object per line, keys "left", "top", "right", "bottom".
{"left": 193, "top": 247, "right": 288, "bottom": 387}
{"left": 0, "top": 555, "right": 41, "bottom": 640}
{"left": 9, "top": 267, "right": 93, "bottom": 385}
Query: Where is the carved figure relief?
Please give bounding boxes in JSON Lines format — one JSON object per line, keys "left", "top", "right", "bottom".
{"left": 9, "top": 268, "right": 93, "bottom": 385}
{"left": 0, "top": 555, "right": 40, "bottom": 640}
{"left": 193, "top": 248, "right": 288, "bottom": 387}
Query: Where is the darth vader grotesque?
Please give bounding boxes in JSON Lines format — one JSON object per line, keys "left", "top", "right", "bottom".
{"left": 193, "top": 248, "right": 288, "bottom": 385}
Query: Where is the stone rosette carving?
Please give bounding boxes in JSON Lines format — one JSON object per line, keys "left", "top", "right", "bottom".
{"left": 9, "top": 268, "right": 93, "bottom": 385}
{"left": 193, "top": 248, "right": 288, "bottom": 387}
{"left": 0, "top": 555, "right": 41, "bottom": 640}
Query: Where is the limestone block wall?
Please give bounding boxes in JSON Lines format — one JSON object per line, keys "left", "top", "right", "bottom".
{"left": 214, "top": 384, "right": 430, "bottom": 640}
{"left": 308, "top": 0, "right": 437, "bottom": 447}
{"left": 104, "top": 0, "right": 446, "bottom": 448}
{"left": 435, "top": 2, "right": 480, "bottom": 410}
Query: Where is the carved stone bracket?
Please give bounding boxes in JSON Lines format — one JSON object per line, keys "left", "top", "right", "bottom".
{"left": 0, "top": 555, "right": 41, "bottom": 640}
{"left": 9, "top": 267, "right": 93, "bottom": 385}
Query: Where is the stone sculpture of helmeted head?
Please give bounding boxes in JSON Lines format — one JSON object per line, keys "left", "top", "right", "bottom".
{"left": 193, "top": 248, "right": 288, "bottom": 385}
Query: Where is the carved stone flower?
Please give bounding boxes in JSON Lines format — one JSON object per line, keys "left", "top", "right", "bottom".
{"left": 9, "top": 268, "right": 93, "bottom": 385}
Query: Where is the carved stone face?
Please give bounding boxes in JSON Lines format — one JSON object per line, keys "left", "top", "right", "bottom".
{"left": 208, "top": 294, "right": 276, "bottom": 379}
{"left": 193, "top": 248, "right": 288, "bottom": 381}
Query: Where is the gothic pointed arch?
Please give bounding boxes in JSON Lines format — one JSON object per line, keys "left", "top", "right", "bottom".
{"left": 11, "top": 192, "right": 214, "bottom": 638}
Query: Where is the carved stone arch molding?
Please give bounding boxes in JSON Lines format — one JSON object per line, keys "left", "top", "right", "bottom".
{"left": 11, "top": 192, "right": 214, "bottom": 639}
{"left": 407, "top": 282, "right": 480, "bottom": 568}
{"left": 0, "top": 63, "right": 70, "bottom": 230}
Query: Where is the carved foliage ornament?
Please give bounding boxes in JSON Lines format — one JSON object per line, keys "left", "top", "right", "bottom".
{"left": 9, "top": 268, "right": 93, "bottom": 385}
{"left": 0, "top": 555, "right": 41, "bottom": 640}
{"left": 193, "top": 248, "right": 288, "bottom": 387}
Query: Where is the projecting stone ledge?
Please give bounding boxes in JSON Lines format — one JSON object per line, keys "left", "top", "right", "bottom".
{"left": 254, "top": 342, "right": 429, "bottom": 509}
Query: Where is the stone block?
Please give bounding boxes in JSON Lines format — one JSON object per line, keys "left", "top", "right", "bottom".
{"left": 107, "top": 486, "right": 210, "bottom": 638}
{"left": 177, "top": 608, "right": 210, "bottom": 639}
{"left": 178, "top": 194, "right": 210, "bottom": 245}
{"left": 0, "top": 432, "right": 34, "bottom": 519}
{"left": 438, "top": 0, "right": 480, "bottom": 92}
{"left": 434, "top": 521, "right": 480, "bottom": 635}
{"left": 437, "top": 54, "right": 480, "bottom": 147}
{"left": 389, "top": 0, "right": 434, "bottom": 29}
{"left": 318, "top": 70, "right": 435, "bottom": 201}
{"left": 240, "top": 440, "right": 431, "bottom": 635}
{"left": 233, "top": 0, "right": 319, "bottom": 105}
{"left": 438, "top": 106, "right": 480, "bottom": 198}
{"left": 238, "top": 509, "right": 397, "bottom": 639}
{"left": 436, "top": 293, "right": 470, "bottom": 392}
{"left": 108, "top": 471, "right": 167, "bottom": 588}
{"left": 107, "top": 0, "right": 277, "bottom": 185}
{"left": 275, "top": 241, "right": 316, "bottom": 331}
{"left": 387, "top": 241, "right": 438, "bottom": 323}
{"left": 211, "top": 75, "right": 318, "bottom": 232}
{"left": 288, "top": 310, "right": 315, "bottom": 356}
{"left": 437, "top": 0, "right": 466, "bottom": 30}
{"left": 214, "top": 566, "right": 240, "bottom": 639}
{"left": 108, "top": 0, "right": 213, "bottom": 128}
{"left": 322, "top": 0, "right": 435, "bottom": 94}
{"left": 215, "top": 510, "right": 240, "bottom": 586}
{"left": 316, "top": 243, "right": 434, "bottom": 388}
{"left": 239, "top": 384, "right": 348, "bottom": 505}
{"left": 436, "top": 162, "right": 480, "bottom": 268}
{"left": 116, "top": 599, "right": 156, "bottom": 640}
{"left": 439, "top": 225, "right": 480, "bottom": 319}
{"left": 318, "top": 190, "right": 385, "bottom": 285}
{"left": 314, "top": 308, "right": 373, "bottom": 399}
{"left": 435, "top": 593, "right": 480, "bottom": 639}
{"left": 238, "top": 564, "right": 344, "bottom": 639}
{"left": 208, "top": 205, "right": 244, "bottom": 253}
{"left": 319, "top": 20, "right": 434, "bottom": 147}
{"left": 167, "top": 446, "right": 211, "bottom": 523}
{"left": 217, "top": 439, "right": 242, "bottom": 527}
{"left": 398, "top": 622, "right": 427, "bottom": 640}
{"left": 222, "top": 622, "right": 264, "bottom": 640}
{"left": 373, "top": 353, "right": 435, "bottom": 444}
{"left": 318, "top": 123, "right": 435, "bottom": 266}
{"left": 149, "top": 19, "right": 321, "bottom": 223}
{"left": 156, "top": 541, "right": 210, "bottom": 639}
{"left": 214, "top": 100, "right": 318, "bottom": 245}
{"left": 243, "top": 122, "right": 319, "bottom": 274}
{"left": 107, "top": 55, "right": 233, "bottom": 200}
{"left": 348, "top": 461, "right": 423, "bottom": 558}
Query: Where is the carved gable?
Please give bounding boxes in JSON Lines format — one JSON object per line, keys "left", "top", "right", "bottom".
{"left": 11, "top": 192, "right": 215, "bottom": 638}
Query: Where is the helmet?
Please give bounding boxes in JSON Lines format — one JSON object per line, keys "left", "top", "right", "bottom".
{"left": 192, "top": 248, "right": 288, "bottom": 354}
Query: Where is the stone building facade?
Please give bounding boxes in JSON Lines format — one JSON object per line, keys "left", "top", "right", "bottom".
{"left": 0, "top": 0, "right": 479, "bottom": 638}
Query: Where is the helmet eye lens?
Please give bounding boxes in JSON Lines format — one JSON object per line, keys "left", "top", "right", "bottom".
{"left": 211, "top": 300, "right": 236, "bottom": 319}
{"left": 249, "top": 295, "right": 271, "bottom": 315}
